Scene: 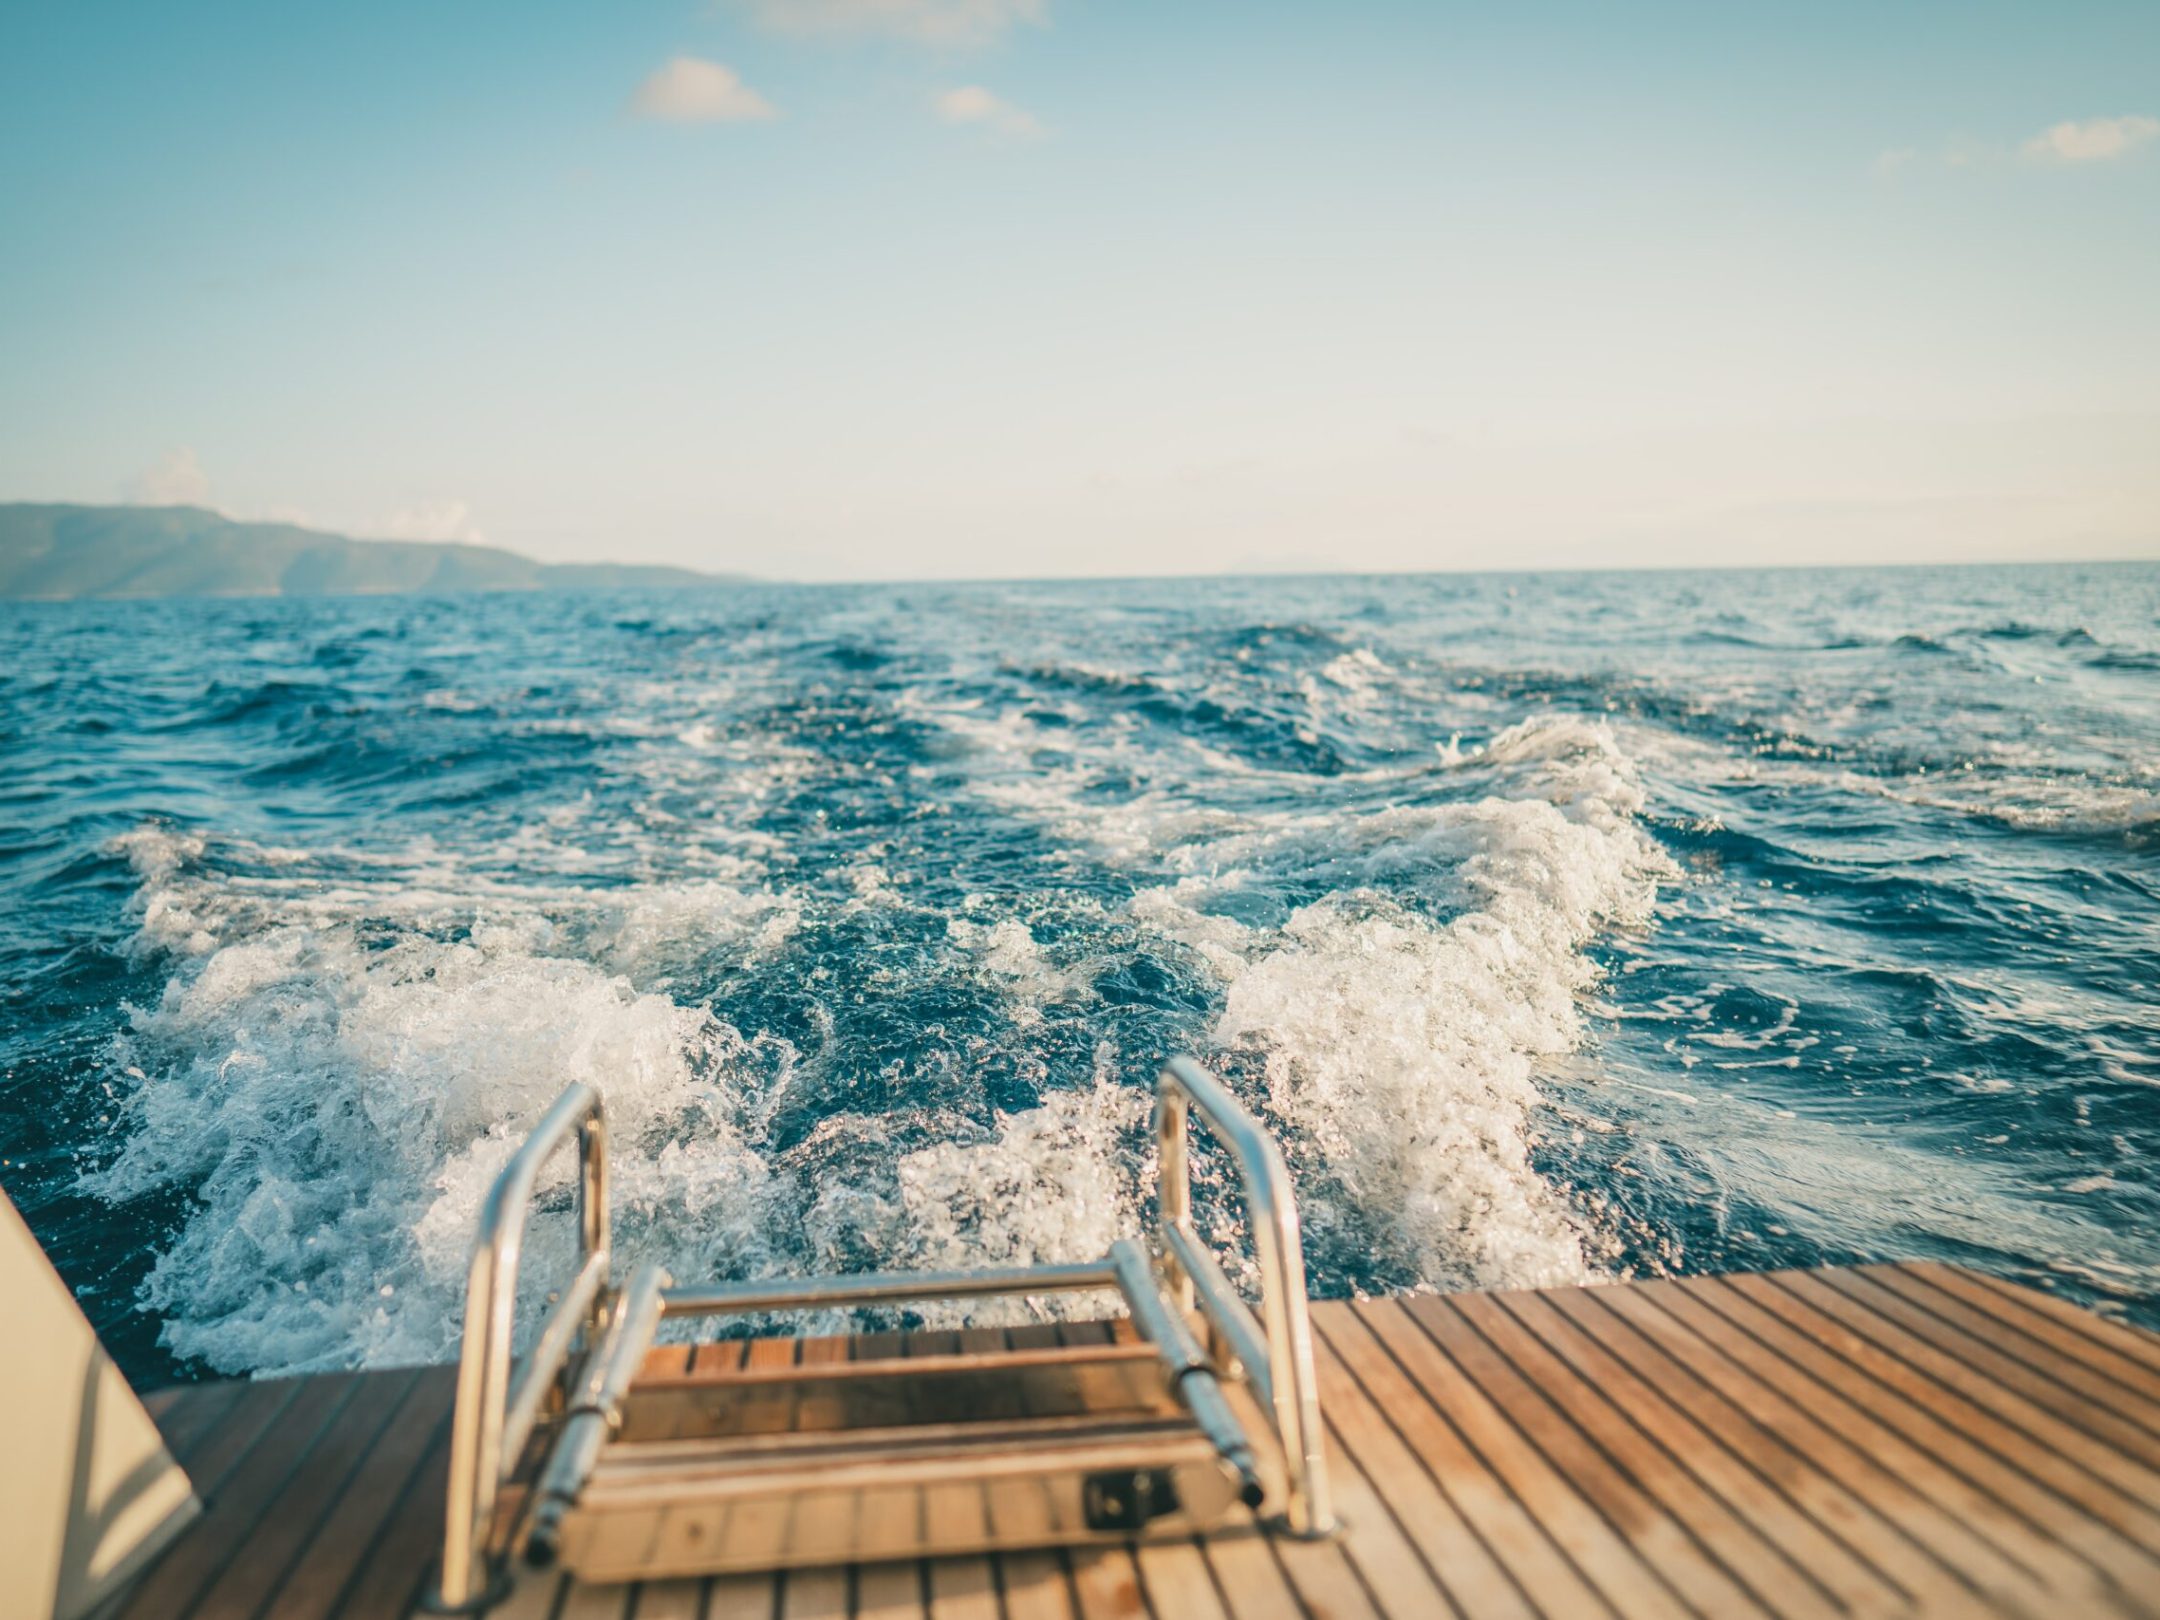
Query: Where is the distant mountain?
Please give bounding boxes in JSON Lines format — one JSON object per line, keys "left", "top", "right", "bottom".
{"left": 0, "top": 503, "right": 744, "bottom": 600}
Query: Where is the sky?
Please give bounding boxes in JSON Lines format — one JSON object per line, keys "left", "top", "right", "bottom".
{"left": 1, "top": 0, "right": 2156, "bottom": 580}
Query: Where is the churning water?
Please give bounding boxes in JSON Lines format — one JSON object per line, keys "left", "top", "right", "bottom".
{"left": 3, "top": 564, "right": 2156, "bottom": 1386}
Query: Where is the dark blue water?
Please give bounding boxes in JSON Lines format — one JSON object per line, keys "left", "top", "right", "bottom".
{"left": 4, "top": 565, "right": 2156, "bottom": 1386}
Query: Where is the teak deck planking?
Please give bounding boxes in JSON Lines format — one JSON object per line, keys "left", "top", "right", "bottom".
{"left": 108, "top": 1261, "right": 2160, "bottom": 1619}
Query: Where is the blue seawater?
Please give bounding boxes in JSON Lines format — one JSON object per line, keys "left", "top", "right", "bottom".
{"left": 2, "top": 564, "right": 2156, "bottom": 1386}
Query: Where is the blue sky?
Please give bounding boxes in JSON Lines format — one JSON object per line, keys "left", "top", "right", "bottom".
{"left": 2, "top": 1, "right": 2155, "bottom": 578}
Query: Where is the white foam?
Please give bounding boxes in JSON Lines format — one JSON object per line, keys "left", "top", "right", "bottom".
{"left": 921, "top": 688, "right": 1677, "bottom": 1292}
{"left": 1191, "top": 719, "right": 1671, "bottom": 1291}
{"left": 91, "top": 829, "right": 794, "bottom": 1375}
{"left": 802, "top": 1059, "right": 1141, "bottom": 1327}
{"left": 92, "top": 685, "right": 1675, "bottom": 1371}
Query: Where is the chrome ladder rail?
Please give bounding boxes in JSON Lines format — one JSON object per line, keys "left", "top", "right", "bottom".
{"left": 1155, "top": 1055, "right": 1336, "bottom": 1536}
{"left": 431, "top": 1083, "right": 611, "bottom": 1612}
{"left": 432, "top": 1054, "right": 1334, "bottom": 1603}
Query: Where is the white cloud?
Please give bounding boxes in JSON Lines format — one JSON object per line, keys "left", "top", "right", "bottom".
{"left": 934, "top": 85, "right": 1041, "bottom": 138}
{"left": 629, "top": 57, "right": 777, "bottom": 124}
{"left": 127, "top": 447, "right": 212, "bottom": 507}
{"left": 374, "top": 500, "right": 486, "bottom": 545}
{"left": 735, "top": 0, "right": 1044, "bottom": 46}
{"left": 2020, "top": 114, "right": 2160, "bottom": 165}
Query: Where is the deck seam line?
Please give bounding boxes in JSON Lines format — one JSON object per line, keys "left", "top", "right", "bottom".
{"left": 1465, "top": 1289, "right": 1825, "bottom": 1619}
{"left": 1407, "top": 1296, "right": 1718, "bottom": 1620}
{"left": 1365, "top": 1304, "right": 1650, "bottom": 1620}
{"left": 157, "top": 1378, "right": 252, "bottom": 1472}
{"left": 1492, "top": 1287, "right": 1855, "bottom": 1618}
{"left": 1557, "top": 1285, "right": 1927, "bottom": 1610}
{"left": 1309, "top": 1310, "right": 1546, "bottom": 1620}
{"left": 1257, "top": 1521, "right": 1341, "bottom": 1620}
{"left": 1900, "top": 1270, "right": 2160, "bottom": 1408}
{"left": 1759, "top": 1271, "right": 2160, "bottom": 1538}
{"left": 1333, "top": 1303, "right": 1592, "bottom": 1620}
{"left": 1840, "top": 1268, "right": 2160, "bottom": 1452}
{"left": 1316, "top": 1399, "right": 1474, "bottom": 1618}
{"left": 231, "top": 1366, "right": 428, "bottom": 1620}
{"left": 1609, "top": 1286, "right": 2002, "bottom": 1604}
{"left": 1949, "top": 1269, "right": 2160, "bottom": 1373}
{"left": 173, "top": 1374, "right": 370, "bottom": 1620}
{"left": 1125, "top": 1544, "right": 1184, "bottom": 1620}
{"left": 191, "top": 1374, "right": 312, "bottom": 1502}
{"left": 1684, "top": 1277, "right": 2074, "bottom": 1592}
{"left": 322, "top": 1392, "right": 459, "bottom": 1620}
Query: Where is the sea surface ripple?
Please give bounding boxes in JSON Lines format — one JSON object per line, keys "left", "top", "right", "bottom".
{"left": 3, "top": 564, "right": 2156, "bottom": 1384}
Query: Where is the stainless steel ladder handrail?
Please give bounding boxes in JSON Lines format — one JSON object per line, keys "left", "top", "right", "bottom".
{"left": 433, "top": 1055, "right": 1334, "bottom": 1603}
{"left": 1155, "top": 1056, "right": 1336, "bottom": 1536}
{"left": 434, "top": 1082, "right": 610, "bottom": 1611}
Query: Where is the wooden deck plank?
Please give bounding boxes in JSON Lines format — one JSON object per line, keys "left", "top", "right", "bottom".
{"left": 1456, "top": 1287, "right": 1845, "bottom": 1620}
{"left": 121, "top": 1372, "right": 360, "bottom": 1620}
{"left": 325, "top": 1382, "right": 459, "bottom": 1620}
{"left": 106, "top": 1264, "right": 2160, "bottom": 1620}
{"left": 994, "top": 1325, "right": 1080, "bottom": 1620}
{"left": 558, "top": 1578, "right": 634, "bottom": 1620}
{"left": 1306, "top": 1306, "right": 1520, "bottom": 1620}
{"left": 626, "top": 1576, "right": 709, "bottom": 1619}
{"left": 1736, "top": 1278, "right": 2160, "bottom": 1563}
{"left": 695, "top": 1340, "right": 753, "bottom": 1375}
{"left": 1813, "top": 1267, "right": 2160, "bottom": 1468}
{"left": 1291, "top": 1389, "right": 1460, "bottom": 1620}
{"left": 996, "top": 1550, "right": 1075, "bottom": 1620}
{"left": 1940, "top": 1265, "right": 2160, "bottom": 1375}
{"left": 261, "top": 1369, "right": 458, "bottom": 1620}
{"left": 1650, "top": 1275, "right": 2123, "bottom": 1611}
{"left": 852, "top": 1562, "right": 928, "bottom": 1619}
{"left": 706, "top": 1570, "right": 779, "bottom": 1618}
{"left": 779, "top": 1566, "right": 850, "bottom": 1619}
{"left": 1194, "top": 1530, "right": 1302, "bottom": 1620}
{"left": 492, "top": 1569, "right": 569, "bottom": 1619}
{"left": 1416, "top": 1292, "right": 1782, "bottom": 1620}
{"left": 1601, "top": 1280, "right": 2058, "bottom": 1612}
{"left": 1264, "top": 1525, "right": 1386, "bottom": 1620}
{"left": 1313, "top": 1302, "right": 1605, "bottom": 1618}
{"left": 1357, "top": 1297, "right": 1678, "bottom": 1620}
{"left": 1547, "top": 1283, "right": 1971, "bottom": 1613}
{"left": 1063, "top": 1547, "right": 1146, "bottom": 1620}
{"left": 899, "top": 1327, "right": 1001, "bottom": 1620}
{"left": 1894, "top": 1263, "right": 2160, "bottom": 1408}
{"left": 161, "top": 1373, "right": 307, "bottom": 1502}
{"left": 645, "top": 1344, "right": 695, "bottom": 1378}
{"left": 186, "top": 1366, "right": 425, "bottom": 1620}
{"left": 1129, "top": 1540, "right": 1227, "bottom": 1620}
{"left": 148, "top": 1376, "right": 251, "bottom": 1472}
{"left": 1499, "top": 1286, "right": 1902, "bottom": 1619}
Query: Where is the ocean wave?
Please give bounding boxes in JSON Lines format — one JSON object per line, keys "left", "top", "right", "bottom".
{"left": 1135, "top": 716, "right": 1673, "bottom": 1292}
{"left": 86, "top": 827, "right": 798, "bottom": 1374}
{"left": 16, "top": 566, "right": 2159, "bottom": 1379}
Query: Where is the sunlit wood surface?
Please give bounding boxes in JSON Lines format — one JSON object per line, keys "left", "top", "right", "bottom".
{"left": 119, "top": 1262, "right": 2160, "bottom": 1618}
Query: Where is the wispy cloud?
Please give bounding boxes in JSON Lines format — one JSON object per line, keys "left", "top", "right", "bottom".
{"left": 2020, "top": 114, "right": 2159, "bottom": 165}
{"left": 1878, "top": 114, "right": 2158, "bottom": 177}
{"left": 127, "top": 448, "right": 211, "bottom": 507}
{"left": 375, "top": 499, "right": 485, "bottom": 545}
{"left": 934, "top": 85, "right": 1041, "bottom": 138}
{"left": 629, "top": 57, "right": 777, "bottom": 123}
{"left": 733, "top": 0, "right": 1045, "bottom": 47}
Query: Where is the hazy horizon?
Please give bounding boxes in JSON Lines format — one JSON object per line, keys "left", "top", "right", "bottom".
{"left": 4, "top": 1, "right": 2156, "bottom": 581}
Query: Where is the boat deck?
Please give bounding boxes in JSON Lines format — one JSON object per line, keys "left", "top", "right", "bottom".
{"left": 120, "top": 1261, "right": 2160, "bottom": 1619}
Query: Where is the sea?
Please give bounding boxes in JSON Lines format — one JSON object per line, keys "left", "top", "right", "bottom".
{"left": 3, "top": 563, "right": 2156, "bottom": 1389}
